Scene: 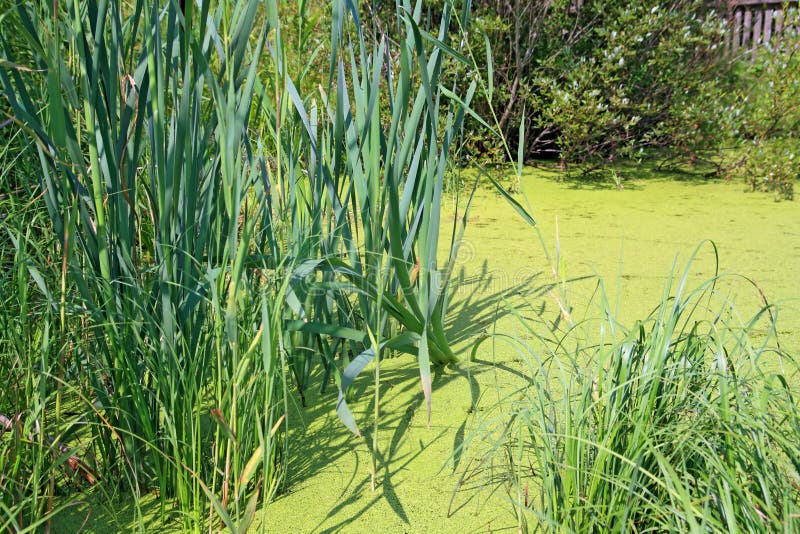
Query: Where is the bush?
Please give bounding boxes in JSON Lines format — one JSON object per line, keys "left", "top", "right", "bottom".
{"left": 530, "top": 0, "right": 728, "bottom": 166}
{"left": 733, "top": 13, "right": 800, "bottom": 141}
{"left": 358, "top": 1, "right": 732, "bottom": 167}
{"left": 739, "top": 139, "right": 798, "bottom": 200}
{"left": 726, "top": 8, "right": 800, "bottom": 200}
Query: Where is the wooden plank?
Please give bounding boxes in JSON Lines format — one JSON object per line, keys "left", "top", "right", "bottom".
{"left": 752, "top": 7, "right": 762, "bottom": 58}
{"left": 764, "top": 9, "right": 774, "bottom": 44}
{"left": 724, "top": 14, "right": 732, "bottom": 55}
{"left": 743, "top": 8, "right": 753, "bottom": 49}
{"left": 730, "top": 0, "right": 795, "bottom": 7}
{"left": 753, "top": 7, "right": 763, "bottom": 44}
{"left": 733, "top": 9, "right": 743, "bottom": 51}
{"left": 725, "top": 0, "right": 798, "bottom": 58}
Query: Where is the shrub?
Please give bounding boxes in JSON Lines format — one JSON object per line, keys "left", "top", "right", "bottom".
{"left": 726, "top": 8, "right": 800, "bottom": 200}
{"left": 733, "top": 11, "right": 800, "bottom": 141}
{"left": 739, "top": 139, "right": 798, "bottom": 200}
{"left": 530, "top": 1, "right": 729, "bottom": 166}
{"left": 358, "top": 1, "right": 733, "bottom": 167}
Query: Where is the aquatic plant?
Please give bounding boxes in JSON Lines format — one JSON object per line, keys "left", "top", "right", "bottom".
{"left": 0, "top": 0, "right": 487, "bottom": 528}
{"left": 460, "top": 243, "right": 800, "bottom": 532}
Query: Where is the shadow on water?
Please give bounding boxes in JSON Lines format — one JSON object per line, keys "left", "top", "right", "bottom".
{"left": 53, "top": 488, "right": 182, "bottom": 533}
{"left": 553, "top": 157, "right": 724, "bottom": 190}
{"left": 444, "top": 261, "right": 547, "bottom": 351}
{"left": 289, "top": 363, "right": 459, "bottom": 532}
{"left": 444, "top": 261, "right": 595, "bottom": 356}
{"left": 285, "top": 329, "right": 529, "bottom": 532}
{"left": 281, "top": 257, "right": 564, "bottom": 512}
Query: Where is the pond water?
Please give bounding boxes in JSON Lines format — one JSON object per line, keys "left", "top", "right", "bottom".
{"left": 259, "top": 168, "right": 800, "bottom": 532}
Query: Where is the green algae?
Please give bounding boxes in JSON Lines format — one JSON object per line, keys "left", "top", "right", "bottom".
{"left": 257, "top": 168, "right": 799, "bottom": 533}
{"left": 58, "top": 167, "right": 799, "bottom": 532}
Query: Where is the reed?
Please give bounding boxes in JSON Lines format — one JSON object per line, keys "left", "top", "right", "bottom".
{"left": 2, "top": 0, "right": 285, "bottom": 529}
{"left": 1, "top": 0, "right": 487, "bottom": 528}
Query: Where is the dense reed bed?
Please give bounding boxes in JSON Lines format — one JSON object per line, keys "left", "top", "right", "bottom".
{"left": 0, "top": 0, "right": 488, "bottom": 530}
{"left": 1, "top": 0, "right": 797, "bottom": 532}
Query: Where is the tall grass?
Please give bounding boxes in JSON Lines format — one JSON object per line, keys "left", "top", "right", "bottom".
{"left": 459, "top": 244, "right": 800, "bottom": 532}
{"left": 1, "top": 6, "right": 87, "bottom": 525}
{"left": 2, "top": 0, "right": 286, "bottom": 529}
{"left": 0, "top": 216, "right": 64, "bottom": 532}
{"left": 1, "top": 0, "right": 490, "bottom": 528}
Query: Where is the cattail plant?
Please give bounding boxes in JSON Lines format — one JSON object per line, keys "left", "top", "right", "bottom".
{"left": 2, "top": 0, "right": 287, "bottom": 529}
{"left": 1, "top": 0, "right": 501, "bottom": 527}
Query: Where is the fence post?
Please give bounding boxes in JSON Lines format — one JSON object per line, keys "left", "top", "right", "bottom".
{"left": 723, "top": 0, "right": 799, "bottom": 58}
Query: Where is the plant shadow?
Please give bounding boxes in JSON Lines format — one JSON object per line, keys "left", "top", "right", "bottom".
{"left": 278, "top": 360, "right": 468, "bottom": 531}
{"left": 556, "top": 156, "right": 725, "bottom": 190}
{"left": 444, "top": 261, "right": 594, "bottom": 356}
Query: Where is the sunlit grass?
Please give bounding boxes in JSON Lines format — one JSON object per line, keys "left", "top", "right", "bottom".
{"left": 0, "top": 0, "right": 483, "bottom": 529}
{"left": 460, "top": 243, "right": 800, "bottom": 532}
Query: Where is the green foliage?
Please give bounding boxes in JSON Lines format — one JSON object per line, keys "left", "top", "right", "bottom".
{"left": 0, "top": 4, "right": 41, "bottom": 196}
{"left": 461, "top": 245, "right": 800, "bottom": 531}
{"left": 388, "top": 1, "right": 729, "bottom": 167}
{"left": 0, "top": 219, "right": 65, "bottom": 531}
{"left": 364, "top": 0, "right": 796, "bottom": 194}
{"left": 725, "top": 9, "right": 800, "bottom": 200}
{"left": 739, "top": 139, "right": 798, "bottom": 200}
{"left": 530, "top": 0, "right": 728, "bottom": 166}
{"left": 733, "top": 17, "right": 800, "bottom": 141}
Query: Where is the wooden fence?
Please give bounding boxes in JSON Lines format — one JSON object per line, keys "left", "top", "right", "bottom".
{"left": 725, "top": 0, "right": 799, "bottom": 56}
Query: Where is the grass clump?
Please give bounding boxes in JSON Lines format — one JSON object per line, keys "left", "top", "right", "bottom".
{"left": 461, "top": 244, "right": 800, "bottom": 532}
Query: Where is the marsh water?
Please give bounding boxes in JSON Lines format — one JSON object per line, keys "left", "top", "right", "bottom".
{"left": 65, "top": 167, "right": 800, "bottom": 532}
{"left": 256, "top": 167, "right": 800, "bottom": 532}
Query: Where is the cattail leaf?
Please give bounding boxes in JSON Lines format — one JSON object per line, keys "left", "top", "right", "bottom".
{"left": 237, "top": 485, "right": 261, "bottom": 534}
{"left": 483, "top": 31, "right": 493, "bottom": 102}
{"left": 518, "top": 103, "right": 526, "bottom": 176}
{"left": 210, "top": 408, "right": 238, "bottom": 450}
{"left": 486, "top": 173, "right": 536, "bottom": 227}
{"left": 45, "top": 65, "right": 67, "bottom": 147}
{"left": 285, "top": 320, "right": 367, "bottom": 343}
{"left": 440, "top": 85, "right": 496, "bottom": 134}
{"left": 185, "top": 464, "right": 237, "bottom": 533}
{"left": 418, "top": 29, "right": 470, "bottom": 67}
{"left": 418, "top": 330, "right": 432, "bottom": 426}
{"left": 237, "top": 445, "right": 264, "bottom": 495}
{"left": 336, "top": 347, "right": 376, "bottom": 436}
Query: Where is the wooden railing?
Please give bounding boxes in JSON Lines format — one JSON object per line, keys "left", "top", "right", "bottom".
{"left": 725, "top": 0, "right": 799, "bottom": 56}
